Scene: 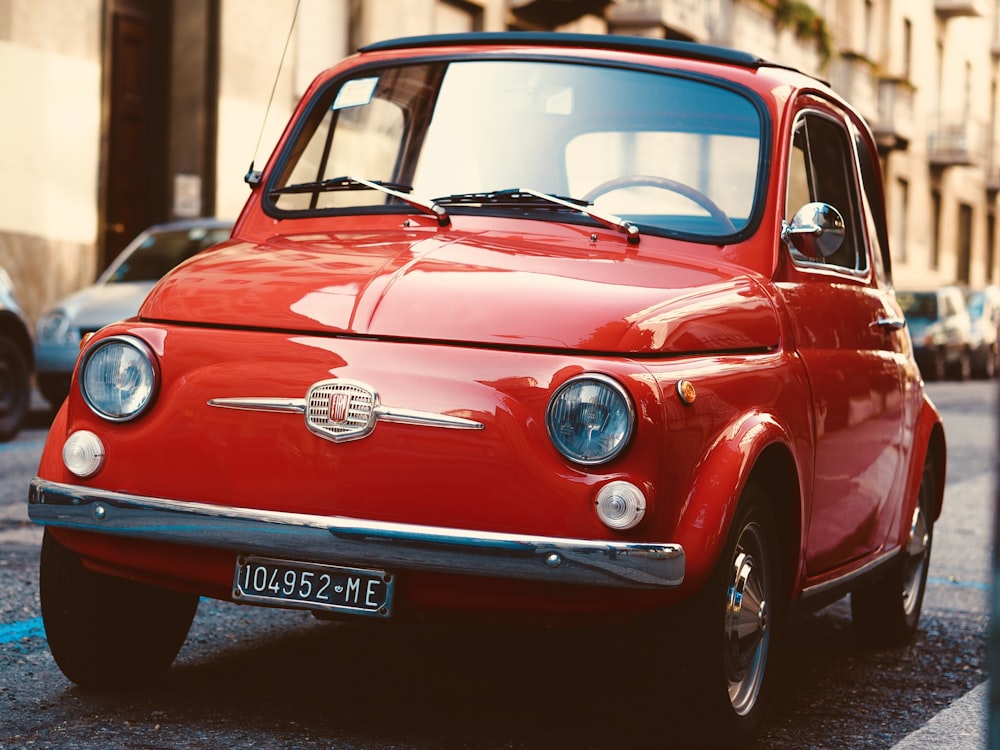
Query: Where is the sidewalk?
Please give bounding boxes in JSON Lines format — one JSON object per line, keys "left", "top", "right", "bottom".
{"left": 891, "top": 682, "right": 988, "bottom": 749}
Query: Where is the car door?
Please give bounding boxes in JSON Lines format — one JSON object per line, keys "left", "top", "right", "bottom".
{"left": 774, "top": 99, "right": 909, "bottom": 577}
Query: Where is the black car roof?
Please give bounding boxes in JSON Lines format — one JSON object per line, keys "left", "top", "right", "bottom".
{"left": 359, "top": 31, "right": 767, "bottom": 69}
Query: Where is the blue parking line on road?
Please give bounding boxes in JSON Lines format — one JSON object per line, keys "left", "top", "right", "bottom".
{"left": 928, "top": 576, "right": 990, "bottom": 591}
{"left": 0, "top": 616, "right": 45, "bottom": 644}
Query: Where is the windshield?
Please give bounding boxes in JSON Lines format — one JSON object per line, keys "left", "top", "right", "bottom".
{"left": 898, "top": 292, "right": 938, "bottom": 320}
{"left": 266, "top": 59, "right": 764, "bottom": 239}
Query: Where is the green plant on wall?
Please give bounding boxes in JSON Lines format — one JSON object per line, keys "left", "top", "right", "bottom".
{"left": 774, "top": 0, "right": 833, "bottom": 62}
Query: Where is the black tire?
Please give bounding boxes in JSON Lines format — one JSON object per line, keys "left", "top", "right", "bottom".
{"left": 679, "top": 483, "right": 780, "bottom": 743}
{"left": 921, "top": 350, "right": 945, "bottom": 382}
{"left": 970, "top": 346, "right": 996, "bottom": 380}
{"left": 39, "top": 530, "right": 199, "bottom": 689}
{"left": 851, "top": 460, "right": 934, "bottom": 646}
{"left": 0, "top": 334, "right": 30, "bottom": 441}
{"left": 949, "top": 350, "right": 970, "bottom": 381}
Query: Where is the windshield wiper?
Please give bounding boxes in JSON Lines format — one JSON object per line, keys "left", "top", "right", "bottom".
{"left": 271, "top": 176, "right": 450, "bottom": 226}
{"left": 433, "top": 188, "right": 639, "bottom": 245}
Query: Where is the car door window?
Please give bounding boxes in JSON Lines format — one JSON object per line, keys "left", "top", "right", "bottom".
{"left": 786, "top": 112, "right": 866, "bottom": 272}
{"left": 855, "top": 131, "right": 891, "bottom": 285}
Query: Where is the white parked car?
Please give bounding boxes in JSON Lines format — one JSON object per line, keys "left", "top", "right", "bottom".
{"left": 0, "top": 266, "right": 33, "bottom": 440}
{"left": 34, "top": 218, "right": 232, "bottom": 406}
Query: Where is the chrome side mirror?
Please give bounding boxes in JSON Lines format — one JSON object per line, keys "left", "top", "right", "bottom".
{"left": 781, "top": 202, "right": 845, "bottom": 260}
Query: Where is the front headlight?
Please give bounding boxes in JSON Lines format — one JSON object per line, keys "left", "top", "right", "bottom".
{"left": 36, "top": 309, "right": 74, "bottom": 343}
{"left": 79, "top": 335, "right": 158, "bottom": 421}
{"left": 546, "top": 374, "right": 635, "bottom": 465}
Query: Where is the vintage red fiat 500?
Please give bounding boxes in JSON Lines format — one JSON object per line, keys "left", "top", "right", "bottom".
{"left": 30, "top": 32, "right": 945, "bottom": 741}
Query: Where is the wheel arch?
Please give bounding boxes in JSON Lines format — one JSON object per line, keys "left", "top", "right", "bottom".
{"left": 674, "top": 411, "right": 805, "bottom": 598}
{"left": 923, "top": 417, "right": 946, "bottom": 523}
{"left": 745, "top": 444, "right": 801, "bottom": 610}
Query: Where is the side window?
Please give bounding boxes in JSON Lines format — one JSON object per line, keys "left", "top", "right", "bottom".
{"left": 855, "top": 132, "right": 890, "bottom": 285}
{"left": 786, "top": 112, "right": 865, "bottom": 272}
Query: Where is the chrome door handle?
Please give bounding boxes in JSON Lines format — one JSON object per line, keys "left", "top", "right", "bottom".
{"left": 873, "top": 317, "right": 906, "bottom": 332}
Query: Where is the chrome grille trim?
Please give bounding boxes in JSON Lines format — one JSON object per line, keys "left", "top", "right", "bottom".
{"left": 305, "top": 380, "right": 378, "bottom": 442}
{"left": 208, "top": 378, "right": 484, "bottom": 443}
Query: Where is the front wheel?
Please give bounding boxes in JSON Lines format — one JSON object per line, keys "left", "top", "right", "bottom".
{"left": 0, "top": 334, "right": 29, "bottom": 441}
{"left": 680, "top": 483, "right": 780, "bottom": 743}
{"left": 40, "top": 530, "right": 199, "bottom": 689}
{"left": 851, "top": 460, "right": 935, "bottom": 646}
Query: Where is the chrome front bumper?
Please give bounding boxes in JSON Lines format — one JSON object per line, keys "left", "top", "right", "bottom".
{"left": 28, "top": 478, "right": 685, "bottom": 590}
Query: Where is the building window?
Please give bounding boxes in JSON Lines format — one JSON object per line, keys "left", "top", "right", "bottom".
{"left": 903, "top": 18, "right": 912, "bottom": 81}
{"left": 894, "top": 177, "right": 909, "bottom": 264}
{"left": 957, "top": 203, "right": 973, "bottom": 285}
{"left": 931, "top": 190, "right": 942, "bottom": 271}
{"left": 864, "top": 0, "right": 874, "bottom": 59}
{"left": 987, "top": 212, "right": 996, "bottom": 283}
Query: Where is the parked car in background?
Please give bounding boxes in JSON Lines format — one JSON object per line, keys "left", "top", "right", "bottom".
{"left": 29, "top": 33, "right": 946, "bottom": 743}
{"left": 34, "top": 219, "right": 233, "bottom": 407}
{"left": 0, "top": 266, "right": 33, "bottom": 441}
{"left": 965, "top": 285, "right": 1000, "bottom": 379}
{"left": 899, "top": 285, "right": 973, "bottom": 381}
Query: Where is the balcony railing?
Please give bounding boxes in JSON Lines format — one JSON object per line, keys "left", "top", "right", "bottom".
{"left": 828, "top": 53, "right": 878, "bottom": 124}
{"left": 872, "top": 77, "right": 915, "bottom": 152}
{"left": 606, "top": 0, "right": 711, "bottom": 39}
{"left": 928, "top": 112, "right": 985, "bottom": 167}
{"left": 985, "top": 163, "right": 1000, "bottom": 191}
{"left": 934, "top": 0, "right": 987, "bottom": 19}
{"left": 606, "top": 0, "right": 663, "bottom": 26}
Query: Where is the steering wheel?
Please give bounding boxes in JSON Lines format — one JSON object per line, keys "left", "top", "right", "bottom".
{"left": 583, "top": 175, "right": 736, "bottom": 233}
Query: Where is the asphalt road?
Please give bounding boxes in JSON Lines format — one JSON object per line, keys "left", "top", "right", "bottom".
{"left": 0, "top": 380, "right": 993, "bottom": 749}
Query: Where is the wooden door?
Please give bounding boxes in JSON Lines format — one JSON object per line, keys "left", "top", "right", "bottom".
{"left": 101, "top": 0, "right": 170, "bottom": 271}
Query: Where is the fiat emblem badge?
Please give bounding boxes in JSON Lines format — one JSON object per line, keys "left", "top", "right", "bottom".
{"left": 328, "top": 392, "right": 350, "bottom": 423}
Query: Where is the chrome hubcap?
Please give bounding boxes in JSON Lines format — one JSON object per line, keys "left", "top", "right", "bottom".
{"left": 902, "top": 502, "right": 930, "bottom": 616}
{"left": 724, "top": 522, "right": 770, "bottom": 716}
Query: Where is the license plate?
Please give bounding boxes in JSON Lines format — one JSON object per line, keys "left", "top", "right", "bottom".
{"left": 233, "top": 555, "right": 393, "bottom": 618}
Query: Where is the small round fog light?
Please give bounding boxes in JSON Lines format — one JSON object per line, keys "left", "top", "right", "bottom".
{"left": 63, "top": 431, "right": 105, "bottom": 478}
{"left": 595, "top": 481, "right": 646, "bottom": 530}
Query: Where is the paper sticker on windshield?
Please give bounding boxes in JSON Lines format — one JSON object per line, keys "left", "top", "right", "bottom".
{"left": 333, "top": 77, "right": 378, "bottom": 110}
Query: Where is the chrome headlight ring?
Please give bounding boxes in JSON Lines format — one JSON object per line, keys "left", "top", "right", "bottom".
{"left": 546, "top": 373, "right": 636, "bottom": 465}
{"left": 79, "top": 335, "right": 159, "bottom": 422}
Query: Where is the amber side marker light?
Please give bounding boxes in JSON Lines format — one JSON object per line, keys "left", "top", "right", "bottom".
{"left": 677, "top": 380, "right": 697, "bottom": 405}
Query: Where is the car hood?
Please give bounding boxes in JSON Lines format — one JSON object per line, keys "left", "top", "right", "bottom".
{"left": 140, "top": 229, "right": 779, "bottom": 355}
{"left": 51, "top": 282, "right": 158, "bottom": 331}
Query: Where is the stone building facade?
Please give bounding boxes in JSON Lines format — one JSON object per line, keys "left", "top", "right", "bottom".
{"left": 1, "top": 0, "right": 996, "bottom": 325}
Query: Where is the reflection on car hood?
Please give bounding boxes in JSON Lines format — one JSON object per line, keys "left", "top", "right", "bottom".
{"left": 52, "top": 282, "right": 158, "bottom": 331}
{"left": 140, "top": 230, "right": 780, "bottom": 355}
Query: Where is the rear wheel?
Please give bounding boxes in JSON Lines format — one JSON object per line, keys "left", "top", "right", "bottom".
{"left": 40, "top": 530, "right": 199, "bottom": 689}
{"left": 851, "top": 460, "right": 935, "bottom": 646}
{"left": 680, "top": 483, "right": 779, "bottom": 743}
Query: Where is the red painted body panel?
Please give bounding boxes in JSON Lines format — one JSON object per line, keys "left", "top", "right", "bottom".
{"left": 32, "top": 33, "right": 945, "bottom": 626}
{"left": 142, "top": 217, "right": 780, "bottom": 354}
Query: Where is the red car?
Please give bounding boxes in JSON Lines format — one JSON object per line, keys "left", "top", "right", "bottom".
{"left": 30, "top": 32, "right": 945, "bottom": 742}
